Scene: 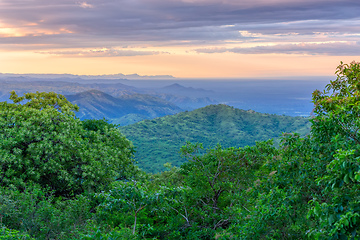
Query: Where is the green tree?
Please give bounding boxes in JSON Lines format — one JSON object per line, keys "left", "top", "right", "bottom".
{"left": 0, "top": 91, "right": 135, "bottom": 197}
{"left": 96, "top": 181, "right": 161, "bottom": 235}
{"left": 230, "top": 133, "right": 321, "bottom": 239}
{"left": 0, "top": 225, "right": 34, "bottom": 240}
{"left": 0, "top": 184, "right": 92, "bottom": 239}
{"left": 179, "top": 141, "right": 276, "bottom": 235}
{"left": 8, "top": 91, "right": 79, "bottom": 113}
{"left": 312, "top": 61, "right": 360, "bottom": 143}
{"left": 307, "top": 61, "right": 360, "bottom": 239}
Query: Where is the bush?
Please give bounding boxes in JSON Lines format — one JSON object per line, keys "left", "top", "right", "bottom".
{"left": 0, "top": 226, "right": 34, "bottom": 240}
{"left": 0, "top": 184, "right": 92, "bottom": 239}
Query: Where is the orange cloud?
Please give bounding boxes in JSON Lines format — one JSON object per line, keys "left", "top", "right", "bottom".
{"left": 78, "top": 2, "right": 94, "bottom": 8}
{"left": 0, "top": 22, "right": 74, "bottom": 37}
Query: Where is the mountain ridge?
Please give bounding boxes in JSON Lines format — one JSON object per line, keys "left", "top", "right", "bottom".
{"left": 65, "top": 89, "right": 182, "bottom": 124}
{"left": 0, "top": 73, "right": 175, "bottom": 80}
{"left": 157, "top": 83, "right": 214, "bottom": 98}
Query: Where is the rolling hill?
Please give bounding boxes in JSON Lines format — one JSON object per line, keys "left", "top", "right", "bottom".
{"left": 120, "top": 104, "right": 311, "bottom": 173}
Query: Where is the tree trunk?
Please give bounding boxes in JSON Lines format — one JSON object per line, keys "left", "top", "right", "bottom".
{"left": 132, "top": 212, "right": 137, "bottom": 235}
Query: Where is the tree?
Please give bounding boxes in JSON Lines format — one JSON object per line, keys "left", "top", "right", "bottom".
{"left": 312, "top": 61, "right": 360, "bottom": 143}
{"left": 179, "top": 141, "right": 276, "bottom": 232}
{"left": 224, "top": 61, "right": 360, "bottom": 239}
{"left": 96, "top": 181, "right": 160, "bottom": 235}
{"left": 0, "top": 91, "right": 135, "bottom": 197}
{"left": 8, "top": 91, "right": 79, "bottom": 113}
{"left": 308, "top": 61, "right": 360, "bottom": 239}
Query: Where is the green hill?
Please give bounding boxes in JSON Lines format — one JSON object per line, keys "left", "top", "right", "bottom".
{"left": 120, "top": 104, "right": 311, "bottom": 173}
{"left": 66, "top": 90, "right": 182, "bottom": 124}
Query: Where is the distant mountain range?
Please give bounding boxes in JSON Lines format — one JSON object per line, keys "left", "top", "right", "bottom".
{"left": 157, "top": 83, "right": 214, "bottom": 98}
{"left": 0, "top": 74, "right": 329, "bottom": 119}
{"left": 0, "top": 77, "right": 218, "bottom": 124}
{"left": 66, "top": 90, "right": 182, "bottom": 125}
{"left": 150, "top": 93, "right": 218, "bottom": 111}
{"left": 120, "top": 104, "right": 311, "bottom": 173}
{"left": 0, "top": 73, "right": 175, "bottom": 80}
{"left": 0, "top": 79, "right": 139, "bottom": 100}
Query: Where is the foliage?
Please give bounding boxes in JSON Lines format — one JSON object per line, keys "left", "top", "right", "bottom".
{"left": 0, "top": 226, "right": 34, "bottom": 240}
{"left": 8, "top": 91, "right": 79, "bottom": 113}
{"left": 0, "top": 91, "right": 135, "bottom": 196}
{"left": 312, "top": 61, "right": 360, "bottom": 143}
{"left": 224, "top": 61, "right": 360, "bottom": 239}
{"left": 305, "top": 61, "right": 360, "bottom": 239}
{"left": 225, "top": 133, "right": 316, "bottom": 239}
{"left": 90, "top": 141, "right": 276, "bottom": 239}
{"left": 0, "top": 184, "right": 92, "bottom": 239}
{"left": 79, "top": 226, "right": 138, "bottom": 240}
{"left": 96, "top": 181, "right": 161, "bottom": 235}
{"left": 82, "top": 118, "right": 119, "bottom": 132}
{"left": 127, "top": 141, "right": 276, "bottom": 239}
{"left": 179, "top": 141, "right": 276, "bottom": 229}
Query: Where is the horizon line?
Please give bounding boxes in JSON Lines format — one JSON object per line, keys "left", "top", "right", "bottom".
{"left": 0, "top": 72, "right": 334, "bottom": 81}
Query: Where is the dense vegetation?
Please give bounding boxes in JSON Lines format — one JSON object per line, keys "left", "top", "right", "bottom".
{"left": 0, "top": 91, "right": 136, "bottom": 197}
{"left": 0, "top": 61, "right": 359, "bottom": 239}
{"left": 121, "top": 105, "right": 310, "bottom": 172}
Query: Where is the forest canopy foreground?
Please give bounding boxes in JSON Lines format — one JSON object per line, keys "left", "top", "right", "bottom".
{"left": 0, "top": 61, "right": 359, "bottom": 239}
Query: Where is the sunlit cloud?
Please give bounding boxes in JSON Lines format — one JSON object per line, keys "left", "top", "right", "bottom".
{"left": 1, "top": 0, "right": 359, "bottom": 44}
{"left": 78, "top": 2, "right": 94, "bottom": 9}
{"left": 195, "top": 42, "right": 360, "bottom": 56}
{"left": 37, "top": 48, "right": 167, "bottom": 57}
{"left": 0, "top": 20, "right": 74, "bottom": 38}
{"left": 1, "top": 0, "right": 360, "bottom": 77}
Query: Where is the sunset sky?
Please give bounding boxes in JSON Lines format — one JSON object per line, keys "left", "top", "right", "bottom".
{"left": 1, "top": 0, "right": 360, "bottom": 78}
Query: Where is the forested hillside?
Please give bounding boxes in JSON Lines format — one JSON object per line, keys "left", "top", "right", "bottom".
{"left": 121, "top": 104, "right": 310, "bottom": 172}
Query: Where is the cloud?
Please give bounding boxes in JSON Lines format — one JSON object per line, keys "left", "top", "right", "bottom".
{"left": 78, "top": 2, "right": 94, "bottom": 9}
{"left": 0, "top": 0, "right": 359, "bottom": 55}
{"left": 36, "top": 48, "right": 166, "bottom": 57}
{"left": 195, "top": 42, "right": 360, "bottom": 56}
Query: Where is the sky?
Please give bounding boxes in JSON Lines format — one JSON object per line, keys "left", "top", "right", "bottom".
{"left": 0, "top": 0, "right": 360, "bottom": 78}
